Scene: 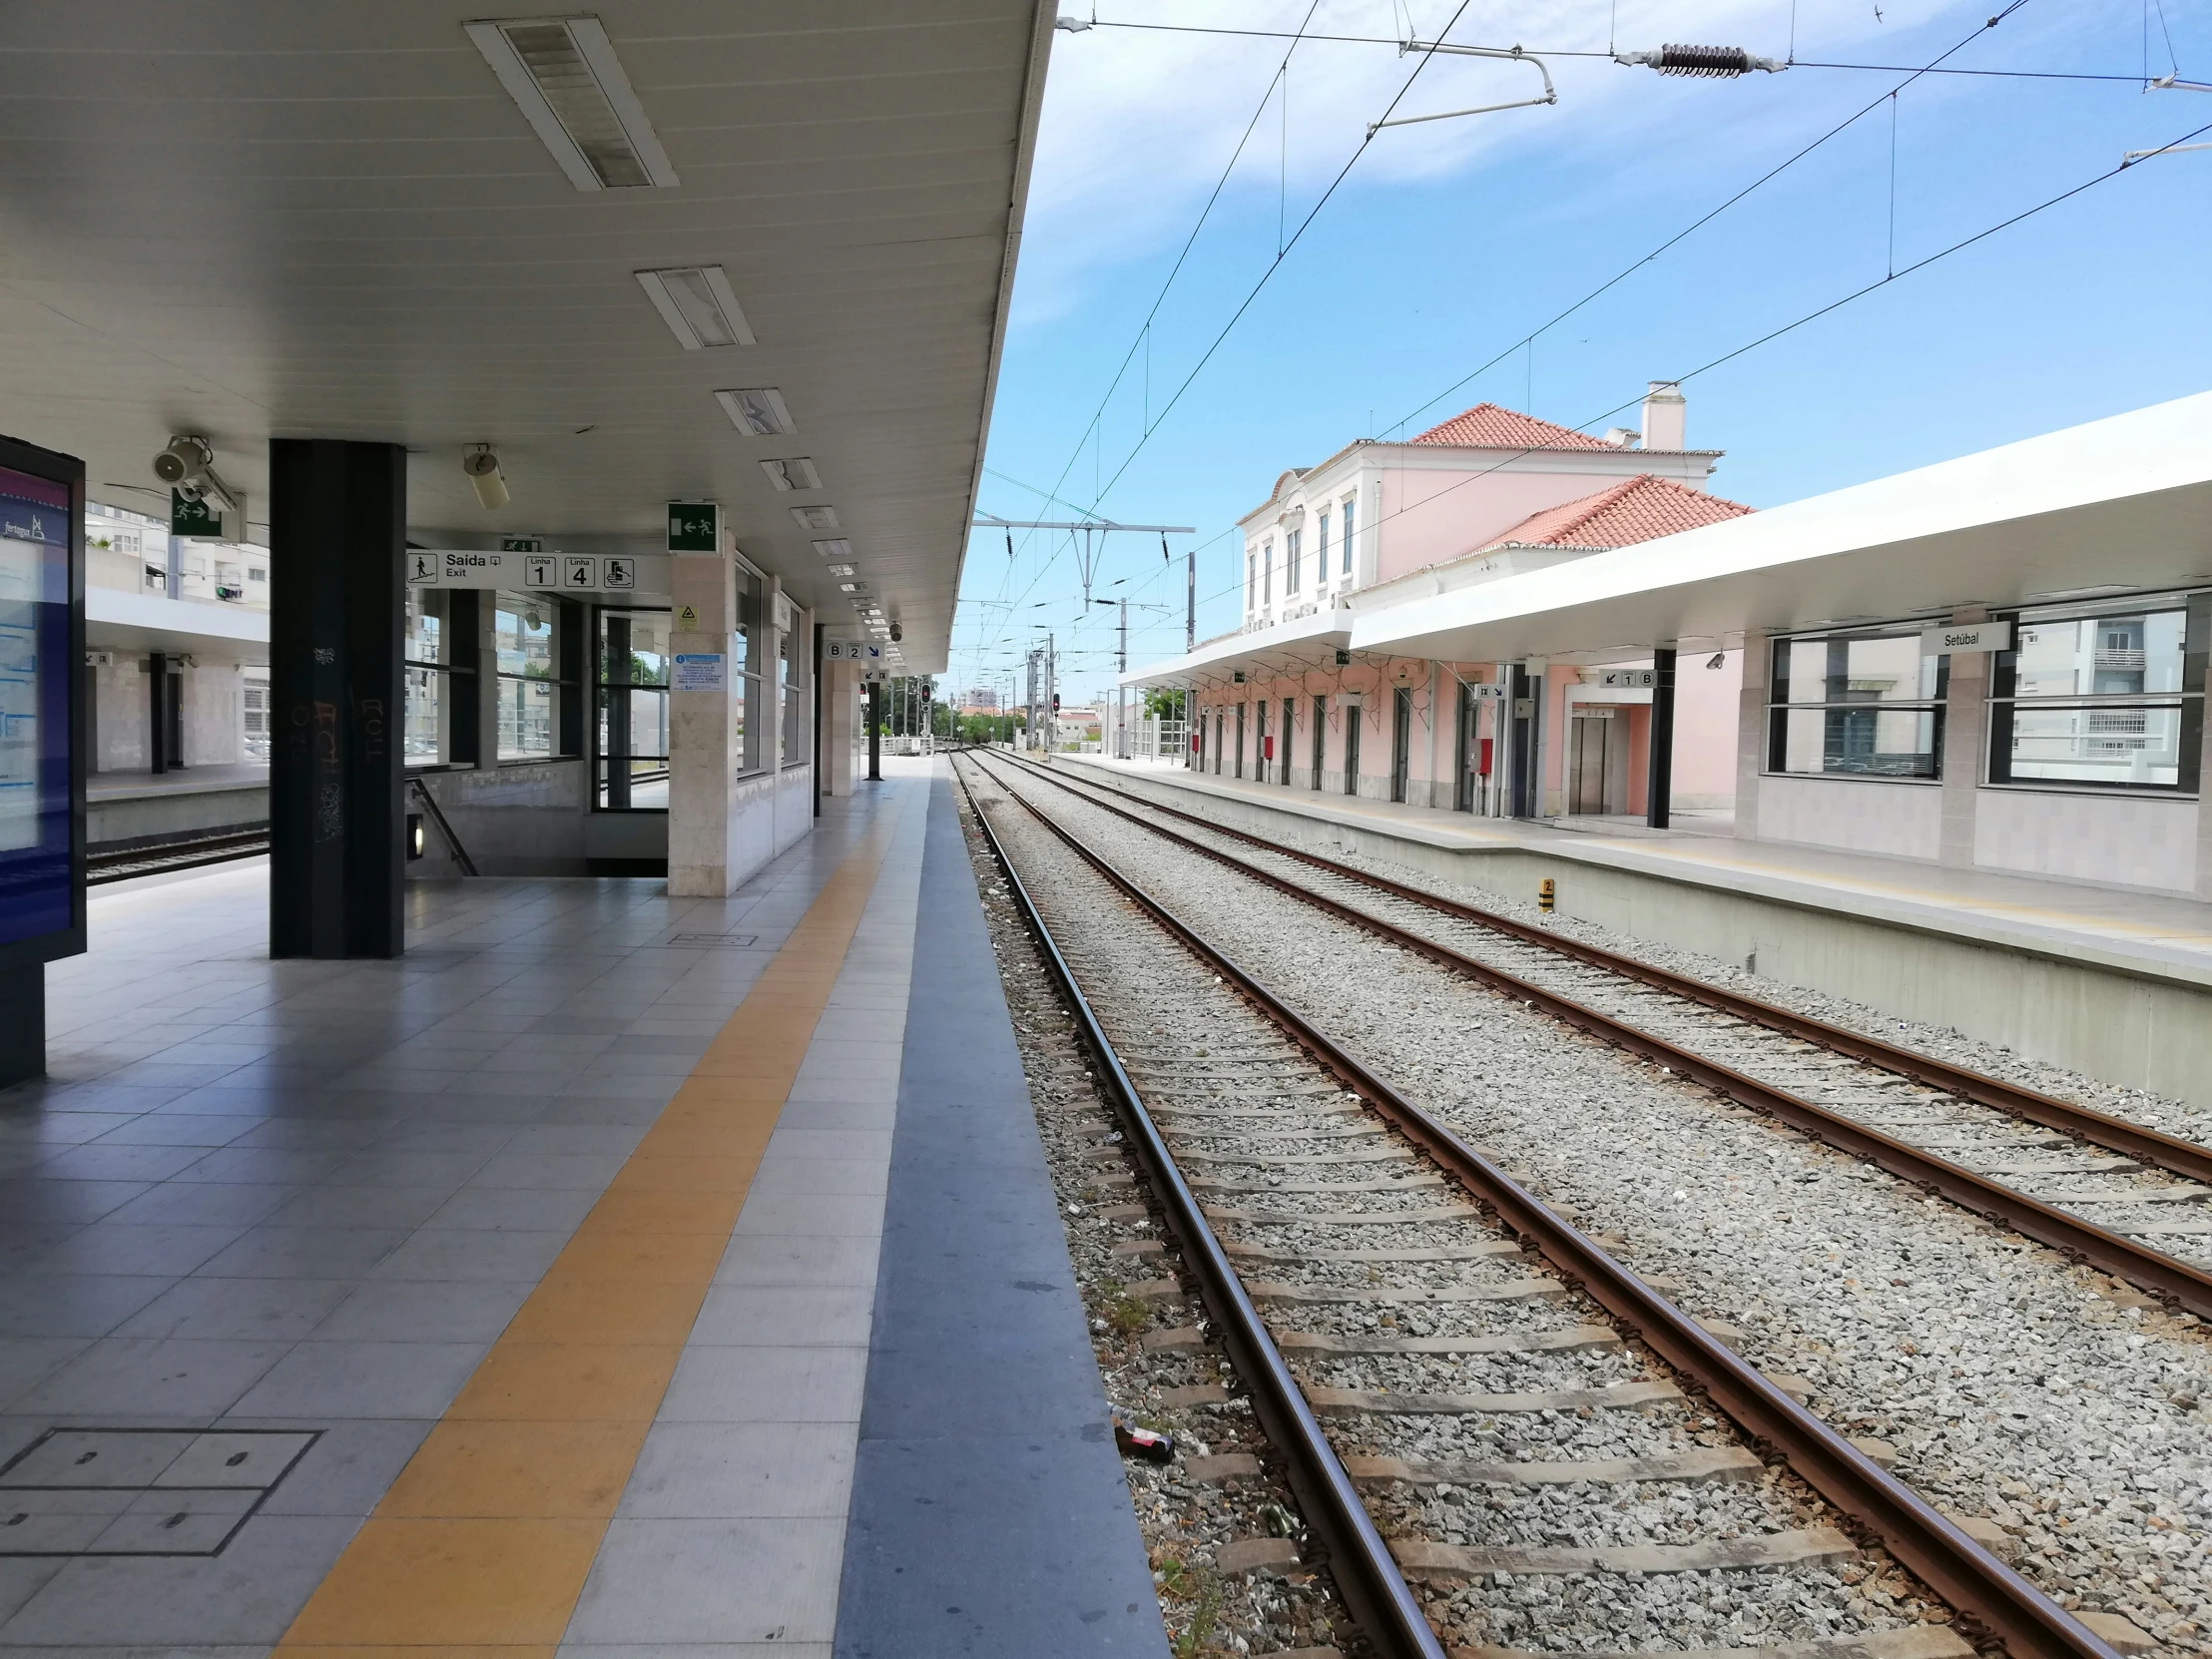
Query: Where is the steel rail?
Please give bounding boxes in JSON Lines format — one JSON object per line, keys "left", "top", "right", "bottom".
{"left": 1012, "top": 754, "right": 2212, "bottom": 1187}
{"left": 981, "top": 753, "right": 2212, "bottom": 1320}
{"left": 957, "top": 754, "right": 2115, "bottom": 1659}
{"left": 953, "top": 765, "right": 1448, "bottom": 1659}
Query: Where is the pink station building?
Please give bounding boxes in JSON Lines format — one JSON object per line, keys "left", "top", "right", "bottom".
{"left": 1169, "top": 383, "right": 1751, "bottom": 822}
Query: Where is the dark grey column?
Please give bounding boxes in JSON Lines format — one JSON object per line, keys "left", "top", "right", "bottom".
{"left": 1646, "top": 646, "right": 1677, "bottom": 830}
{"left": 0, "top": 965, "right": 41, "bottom": 1090}
{"left": 146, "top": 651, "right": 170, "bottom": 775}
{"left": 269, "top": 439, "right": 405, "bottom": 959}
{"left": 867, "top": 680, "right": 881, "bottom": 781}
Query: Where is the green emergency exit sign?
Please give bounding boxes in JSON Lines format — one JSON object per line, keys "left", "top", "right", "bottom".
{"left": 171, "top": 489, "right": 222, "bottom": 538}
{"left": 667, "top": 502, "right": 720, "bottom": 553}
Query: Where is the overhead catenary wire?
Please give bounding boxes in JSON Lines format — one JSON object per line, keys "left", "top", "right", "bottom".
{"left": 1385, "top": 0, "right": 2035, "bottom": 437}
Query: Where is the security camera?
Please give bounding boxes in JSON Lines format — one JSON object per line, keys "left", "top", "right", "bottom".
{"left": 888, "top": 621, "right": 902, "bottom": 643}
{"left": 153, "top": 436, "right": 213, "bottom": 487}
{"left": 463, "top": 444, "right": 508, "bottom": 510}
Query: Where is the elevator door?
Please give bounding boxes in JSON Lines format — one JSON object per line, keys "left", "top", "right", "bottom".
{"left": 1567, "top": 712, "right": 1625, "bottom": 816}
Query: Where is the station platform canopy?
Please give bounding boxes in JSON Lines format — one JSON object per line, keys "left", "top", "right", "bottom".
{"left": 0, "top": 2, "right": 1052, "bottom": 674}
{"left": 1124, "top": 389, "right": 2212, "bottom": 685}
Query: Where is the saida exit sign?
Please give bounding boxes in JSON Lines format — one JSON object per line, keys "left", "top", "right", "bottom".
{"left": 667, "top": 501, "right": 720, "bottom": 554}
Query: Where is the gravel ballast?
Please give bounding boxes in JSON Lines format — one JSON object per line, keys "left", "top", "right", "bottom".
{"left": 980, "top": 755, "right": 2201, "bottom": 1655}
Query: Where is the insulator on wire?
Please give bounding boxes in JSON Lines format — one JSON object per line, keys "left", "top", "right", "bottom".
{"left": 1615, "top": 44, "right": 1786, "bottom": 77}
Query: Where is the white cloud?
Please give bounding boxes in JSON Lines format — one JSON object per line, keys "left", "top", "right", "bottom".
{"left": 1016, "top": 0, "right": 2000, "bottom": 326}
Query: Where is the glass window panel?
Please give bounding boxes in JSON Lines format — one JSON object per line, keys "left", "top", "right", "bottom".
{"left": 496, "top": 675, "right": 553, "bottom": 761}
{"left": 734, "top": 568, "right": 761, "bottom": 677}
{"left": 405, "top": 586, "right": 448, "bottom": 666}
{"left": 1775, "top": 634, "right": 1942, "bottom": 704}
{"left": 493, "top": 593, "right": 554, "bottom": 679}
{"left": 1995, "top": 702, "right": 2186, "bottom": 788}
{"left": 2007, "top": 610, "right": 2187, "bottom": 700}
{"left": 1771, "top": 706, "right": 1941, "bottom": 779}
{"left": 404, "top": 665, "right": 447, "bottom": 767}
{"left": 595, "top": 609, "right": 671, "bottom": 809}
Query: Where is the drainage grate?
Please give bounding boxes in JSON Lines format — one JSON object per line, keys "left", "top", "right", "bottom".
{"left": 666, "top": 933, "right": 759, "bottom": 947}
{"left": 0, "top": 1428, "right": 317, "bottom": 1556}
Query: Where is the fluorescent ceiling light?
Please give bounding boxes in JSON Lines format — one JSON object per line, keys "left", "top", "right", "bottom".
{"left": 466, "top": 16, "right": 678, "bottom": 191}
{"left": 811, "top": 538, "right": 851, "bottom": 559}
{"left": 825, "top": 563, "right": 856, "bottom": 577}
{"left": 717, "top": 387, "right": 796, "bottom": 437}
{"left": 759, "top": 457, "right": 822, "bottom": 492}
{"left": 790, "top": 505, "right": 839, "bottom": 531}
{"left": 637, "top": 268, "right": 755, "bottom": 348}
{"left": 838, "top": 582, "right": 862, "bottom": 593}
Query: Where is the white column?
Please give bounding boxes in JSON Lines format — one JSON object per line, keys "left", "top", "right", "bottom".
{"left": 1938, "top": 606, "right": 1987, "bottom": 870}
{"left": 1734, "top": 630, "right": 1767, "bottom": 841}
{"left": 668, "top": 550, "right": 739, "bottom": 896}
{"left": 822, "top": 659, "right": 858, "bottom": 796}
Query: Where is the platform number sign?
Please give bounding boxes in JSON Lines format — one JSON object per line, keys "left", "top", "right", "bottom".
{"left": 563, "top": 556, "right": 595, "bottom": 590}
{"left": 601, "top": 557, "right": 635, "bottom": 591}
{"left": 523, "top": 555, "right": 556, "bottom": 588}
{"left": 667, "top": 501, "right": 720, "bottom": 554}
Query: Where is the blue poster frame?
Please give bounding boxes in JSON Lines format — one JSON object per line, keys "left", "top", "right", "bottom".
{"left": 0, "top": 431, "right": 86, "bottom": 974}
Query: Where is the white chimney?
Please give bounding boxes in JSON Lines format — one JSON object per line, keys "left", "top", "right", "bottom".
{"left": 1640, "top": 380, "right": 1686, "bottom": 450}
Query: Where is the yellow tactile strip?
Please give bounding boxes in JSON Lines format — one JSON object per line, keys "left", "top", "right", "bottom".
{"left": 273, "top": 827, "right": 894, "bottom": 1659}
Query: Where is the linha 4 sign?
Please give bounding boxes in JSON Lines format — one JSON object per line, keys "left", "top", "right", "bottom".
{"left": 407, "top": 551, "right": 651, "bottom": 592}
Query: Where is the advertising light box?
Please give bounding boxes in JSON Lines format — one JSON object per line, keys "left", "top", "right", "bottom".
{"left": 0, "top": 436, "right": 85, "bottom": 970}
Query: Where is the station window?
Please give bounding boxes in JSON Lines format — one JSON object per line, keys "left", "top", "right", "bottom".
{"left": 1767, "top": 631, "right": 1947, "bottom": 780}
{"left": 1286, "top": 528, "right": 1302, "bottom": 594}
{"left": 1341, "top": 497, "right": 1356, "bottom": 576}
{"left": 1246, "top": 551, "right": 1256, "bottom": 611}
{"left": 244, "top": 676, "right": 271, "bottom": 763}
{"left": 404, "top": 586, "right": 469, "bottom": 768}
{"left": 1986, "top": 597, "right": 2207, "bottom": 792}
{"left": 493, "top": 592, "right": 558, "bottom": 761}
{"left": 735, "top": 564, "right": 766, "bottom": 775}
{"left": 1317, "top": 512, "right": 1330, "bottom": 582}
{"left": 778, "top": 605, "right": 809, "bottom": 767}
{"left": 596, "top": 609, "right": 670, "bottom": 810}
{"left": 1262, "top": 542, "right": 1272, "bottom": 605}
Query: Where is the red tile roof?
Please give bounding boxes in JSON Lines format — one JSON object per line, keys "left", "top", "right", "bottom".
{"left": 1478, "top": 473, "right": 1753, "bottom": 552}
{"left": 1409, "top": 402, "right": 1612, "bottom": 450}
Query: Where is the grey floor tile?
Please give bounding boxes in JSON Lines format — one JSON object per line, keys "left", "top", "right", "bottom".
{"left": 687, "top": 1287, "right": 871, "bottom": 1348}
{"left": 741, "top": 1158, "right": 886, "bottom": 1200}
{"left": 657, "top": 1347, "right": 866, "bottom": 1424}
{"left": 316, "top": 1149, "right": 495, "bottom": 1188}
{"left": 465, "top": 1151, "right": 629, "bottom": 1190}
{"left": 0, "top": 1341, "right": 89, "bottom": 1407}
{"left": 713, "top": 1235, "right": 880, "bottom": 1291}
{"left": 728, "top": 1193, "right": 885, "bottom": 1240}
{"left": 0, "top": 1276, "right": 177, "bottom": 1341}
{"left": 615, "top": 1422, "right": 856, "bottom": 1520}
{"left": 0, "top": 1513, "right": 358, "bottom": 1644}
{"left": 421, "top": 1185, "right": 600, "bottom": 1233}
{"left": 99, "top": 1182, "right": 299, "bottom": 1230}
{"left": 86, "top": 1116, "right": 262, "bottom": 1149}
{"left": 228, "top": 1339, "right": 487, "bottom": 1419}
{"left": 12, "top": 1337, "right": 289, "bottom": 1417}
{"left": 112, "top": 1277, "right": 354, "bottom": 1343}
{"left": 562, "top": 1518, "right": 846, "bottom": 1644}
{"left": 310, "top": 1279, "right": 534, "bottom": 1343}
{"left": 21, "top": 1224, "right": 245, "bottom": 1280}
{"left": 245, "top": 1416, "right": 432, "bottom": 1515}
{"left": 259, "top": 1185, "right": 458, "bottom": 1232}
{"left": 365, "top": 1227, "right": 570, "bottom": 1283}
{"left": 168, "top": 1149, "right": 343, "bottom": 1187}
{"left": 196, "top": 1227, "right": 410, "bottom": 1281}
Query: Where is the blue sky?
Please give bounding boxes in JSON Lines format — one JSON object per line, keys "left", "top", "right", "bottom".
{"left": 948, "top": 0, "right": 2212, "bottom": 709}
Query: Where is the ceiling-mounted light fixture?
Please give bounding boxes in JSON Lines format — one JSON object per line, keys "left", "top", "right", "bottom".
{"left": 716, "top": 387, "right": 796, "bottom": 437}
{"left": 824, "top": 563, "right": 856, "bottom": 577}
{"left": 790, "top": 505, "right": 838, "bottom": 531}
{"left": 759, "top": 457, "right": 822, "bottom": 492}
{"left": 636, "top": 267, "right": 755, "bottom": 348}
{"left": 466, "top": 16, "right": 678, "bottom": 191}
{"left": 463, "top": 444, "right": 509, "bottom": 510}
{"left": 811, "top": 538, "right": 851, "bottom": 559}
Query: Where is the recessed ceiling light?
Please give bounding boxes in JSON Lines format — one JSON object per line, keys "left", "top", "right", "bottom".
{"left": 716, "top": 387, "right": 796, "bottom": 437}
{"left": 838, "top": 582, "right": 862, "bottom": 593}
{"left": 790, "top": 505, "right": 838, "bottom": 531}
{"left": 811, "top": 538, "right": 850, "bottom": 559}
{"left": 636, "top": 268, "right": 755, "bottom": 348}
{"left": 825, "top": 563, "right": 856, "bottom": 577}
{"left": 759, "top": 457, "right": 822, "bottom": 492}
{"left": 466, "top": 16, "right": 678, "bottom": 191}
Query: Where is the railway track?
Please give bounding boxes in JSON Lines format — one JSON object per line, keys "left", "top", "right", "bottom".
{"left": 953, "top": 753, "right": 2118, "bottom": 1659}
{"left": 87, "top": 830, "right": 268, "bottom": 884}
{"left": 979, "top": 751, "right": 2212, "bottom": 1321}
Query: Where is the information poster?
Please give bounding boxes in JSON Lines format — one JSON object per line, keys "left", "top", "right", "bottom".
{"left": 0, "top": 451, "right": 81, "bottom": 960}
